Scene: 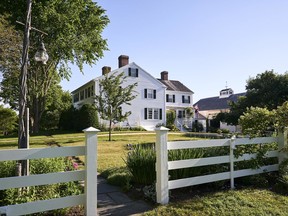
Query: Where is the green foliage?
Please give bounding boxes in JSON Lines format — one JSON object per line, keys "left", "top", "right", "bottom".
{"left": 166, "top": 110, "right": 176, "bottom": 130}
{"left": 143, "top": 189, "right": 288, "bottom": 216}
{"left": 0, "top": 157, "right": 83, "bottom": 213}
{"left": 40, "top": 87, "right": 72, "bottom": 131}
{"left": 234, "top": 142, "right": 278, "bottom": 170}
{"left": 0, "top": 105, "right": 18, "bottom": 135}
{"left": 275, "top": 159, "right": 288, "bottom": 194}
{"left": 125, "top": 143, "right": 229, "bottom": 185}
{"left": 226, "top": 70, "right": 288, "bottom": 125}
{"left": 77, "top": 104, "right": 99, "bottom": 131}
{"left": 125, "top": 144, "right": 156, "bottom": 185}
{"left": 95, "top": 72, "right": 137, "bottom": 141}
{"left": 59, "top": 104, "right": 99, "bottom": 131}
{"left": 101, "top": 167, "right": 132, "bottom": 191}
{"left": 0, "top": 1, "right": 109, "bottom": 133}
{"left": 192, "top": 121, "right": 204, "bottom": 132}
{"left": 169, "top": 148, "right": 205, "bottom": 180}
{"left": 275, "top": 101, "right": 288, "bottom": 132}
{"left": 58, "top": 106, "right": 78, "bottom": 131}
{"left": 239, "top": 107, "right": 275, "bottom": 137}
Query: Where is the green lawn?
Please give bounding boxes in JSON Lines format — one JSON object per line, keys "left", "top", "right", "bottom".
{"left": 0, "top": 131, "right": 193, "bottom": 172}
{"left": 143, "top": 189, "right": 288, "bottom": 216}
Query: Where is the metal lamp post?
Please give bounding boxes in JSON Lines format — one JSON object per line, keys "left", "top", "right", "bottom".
{"left": 18, "top": 0, "right": 48, "bottom": 176}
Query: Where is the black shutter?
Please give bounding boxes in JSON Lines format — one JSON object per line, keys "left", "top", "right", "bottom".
{"left": 144, "top": 89, "right": 147, "bottom": 98}
{"left": 173, "top": 95, "right": 175, "bottom": 103}
{"left": 144, "top": 108, "right": 147, "bottom": 120}
{"left": 136, "top": 68, "right": 139, "bottom": 77}
{"left": 178, "top": 110, "right": 182, "bottom": 118}
{"left": 153, "top": 90, "right": 156, "bottom": 99}
{"left": 166, "top": 94, "right": 169, "bottom": 102}
{"left": 128, "top": 68, "right": 131, "bottom": 76}
{"left": 159, "top": 109, "right": 162, "bottom": 120}
{"left": 188, "top": 96, "right": 191, "bottom": 103}
{"left": 182, "top": 95, "right": 184, "bottom": 103}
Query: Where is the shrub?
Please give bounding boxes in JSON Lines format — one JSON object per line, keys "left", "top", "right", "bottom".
{"left": 125, "top": 144, "right": 156, "bottom": 185}
{"left": 125, "top": 143, "right": 226, "bottom": 185}
{"left": 166, "top": 110, "right": 177, "bottom": 131}
{"left": 101, "top": 167, "right": 132, "bottom": 190}
{"left": 0, "top": 157, "right": 83, "bottom": 214}
{"left": 192, "top": 121, "right": 204, "bottom": 132}
{"left": 275, "top": 159, "right": 288, "bottom": 194}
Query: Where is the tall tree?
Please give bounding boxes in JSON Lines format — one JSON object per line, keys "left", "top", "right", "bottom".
{"left": 0, "top": 106, "right": 18, "bottom": 135}
{"left": 226, "top": 70, "right": 288, "bottom": 125}
{"left": 40, "top": 85, "right": 72, "bottom": 131}
{"left": 0, "top": 1, "right": 109, "bottom": 133}
{"left": 95, "top": 72, "right": 138, "bottom": 141}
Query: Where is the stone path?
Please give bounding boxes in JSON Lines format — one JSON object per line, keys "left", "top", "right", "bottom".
{"left": 97, "top": 175, "right": 153, "bottom": 216}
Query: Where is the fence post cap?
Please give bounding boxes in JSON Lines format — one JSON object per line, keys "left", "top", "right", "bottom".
{"left": 154, "top": 126, "right": 170, "bottom": 131}
{"left": 83, "top": 127, "right": 100, "bottom": 132}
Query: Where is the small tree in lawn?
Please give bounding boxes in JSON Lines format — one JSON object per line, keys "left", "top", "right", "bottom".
{"left": 95, "top": 72, "right": 137, "bottom": 141}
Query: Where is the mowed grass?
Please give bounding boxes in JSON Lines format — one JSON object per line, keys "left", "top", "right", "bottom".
{"left": 143, "top": 189, "right": 288, "bottom": 216}
{"left": 0, "top": 131, "right": 193, "bottom": 172}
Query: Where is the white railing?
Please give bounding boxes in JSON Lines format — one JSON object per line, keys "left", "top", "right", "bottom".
{"left": 0, "top": 127, "right": 99, "bottom": 216}
{"left": 155, "top": 127, "right": 288, "bottom": 204}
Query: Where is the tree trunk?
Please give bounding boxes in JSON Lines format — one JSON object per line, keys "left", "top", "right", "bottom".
{"left": 109, "top": 119, "right": 112, "bottom": 141}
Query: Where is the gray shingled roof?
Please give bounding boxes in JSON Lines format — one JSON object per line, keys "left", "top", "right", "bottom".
{"left": 158, "top": 79, "right": 193, "bottom": 93}
{"left": 194, "top": 92, "right": 246, "bottom": 111}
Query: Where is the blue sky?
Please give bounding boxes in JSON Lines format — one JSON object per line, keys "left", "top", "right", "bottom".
{"left": 60, "top": 0, "right": 288, "bottom": 103}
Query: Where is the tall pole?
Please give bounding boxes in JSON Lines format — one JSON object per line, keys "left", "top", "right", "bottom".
{"left": 18, "top": 0, "right": 32, "bottom": 176}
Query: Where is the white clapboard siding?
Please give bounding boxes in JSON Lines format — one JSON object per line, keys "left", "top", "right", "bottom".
{"left": 234, "top": 137, "right": 278, "bottom": 146}
{"left": 0, "top": 195, "right": 85, "bottom": 216}
{"left": 168, "top": 139, "right": 230, "bottom": 150}
{"left": 0, "top": 146, "right": 85, "bottom": 162}
{"left": 168, "top": 172, "right": 230, "bottom": 190}
{"left": 0, "top": 170, "right": 85, "bottom": 190}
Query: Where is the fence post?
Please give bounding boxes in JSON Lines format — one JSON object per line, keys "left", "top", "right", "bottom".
{"left": 83, "top": 127, "right": 100, "bottom": 216}
{"left": 230, "top": 135, "right": 236, "bottom": 189}
{"left": 278, "top": 127, "right": 288, "bottom": 164}
{"left": 155, "top": 126, "right": 170, "bottom": 204}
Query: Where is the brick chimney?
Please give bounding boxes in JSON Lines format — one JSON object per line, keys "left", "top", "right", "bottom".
{"left": 118, "top": 55, "right": 129, "bottom": 68}
{"left": 161, "top": 71, "right": 168, "bottom": 80}
{"left": 102, "top": 66, "right": 111, "bottom": 75}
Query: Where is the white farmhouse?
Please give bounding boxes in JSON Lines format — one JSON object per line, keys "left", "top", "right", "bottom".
{"left": 72, "top": 55, "right": 194, "bottom": 131}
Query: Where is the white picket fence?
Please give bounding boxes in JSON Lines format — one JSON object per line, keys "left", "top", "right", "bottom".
{"left": 155, "top": 127, "right": 288, "bottom": 204}
{"left": 0, "top": 127, "right": 99, "bottom": 216}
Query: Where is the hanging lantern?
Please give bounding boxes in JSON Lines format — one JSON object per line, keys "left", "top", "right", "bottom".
{"left": 34, "top": 41, "right": 49, "bottom": 64}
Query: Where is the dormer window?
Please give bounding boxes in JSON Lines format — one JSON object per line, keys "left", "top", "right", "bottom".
{"left": 219, "top": 88, "right": 234, "bottom": 98}
{"left": 128, "top": 68, "right": 138, "bottom": 77}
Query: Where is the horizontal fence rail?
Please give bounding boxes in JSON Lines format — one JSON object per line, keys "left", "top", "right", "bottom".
{"left": 0, "top": 127, "right": 100, "bottom": 216}
{"left": 155, "top": 127, "right": 287, "bottom": 204}
{"left": 0, "top": 146, "right": 85, "bottom": 161}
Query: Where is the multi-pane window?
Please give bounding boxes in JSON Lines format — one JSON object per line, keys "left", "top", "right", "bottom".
{"left": 182, "top": 95, "right": 191, "bottom": 104}
{"left": 73, "top": 93, "right": 79, "bottom": 102}
{"left": 91, "top": 85, "right": 94, "bottom": 96}
{"left": 166, "top": 94, "right": 175, "bottom": 103}
{"left": 144, "top": 89, "right": 156, "bottom": 99}
{"left": 74, "top": 84, "right": 94, "bottom": 102}
{"left": 144, "top": 108, "right": 162, "bottom": 120}
{"left": 85, "top": 89, "right": 88, "bottom": 99}
{"left": 128, "top": 68, "right": 138, "bottom": 77}
{"left": 178, "top": 110, "right": 186, "bottom": 118}
{"left": 80, "top": 90, "right": 84, "bottom": 100}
